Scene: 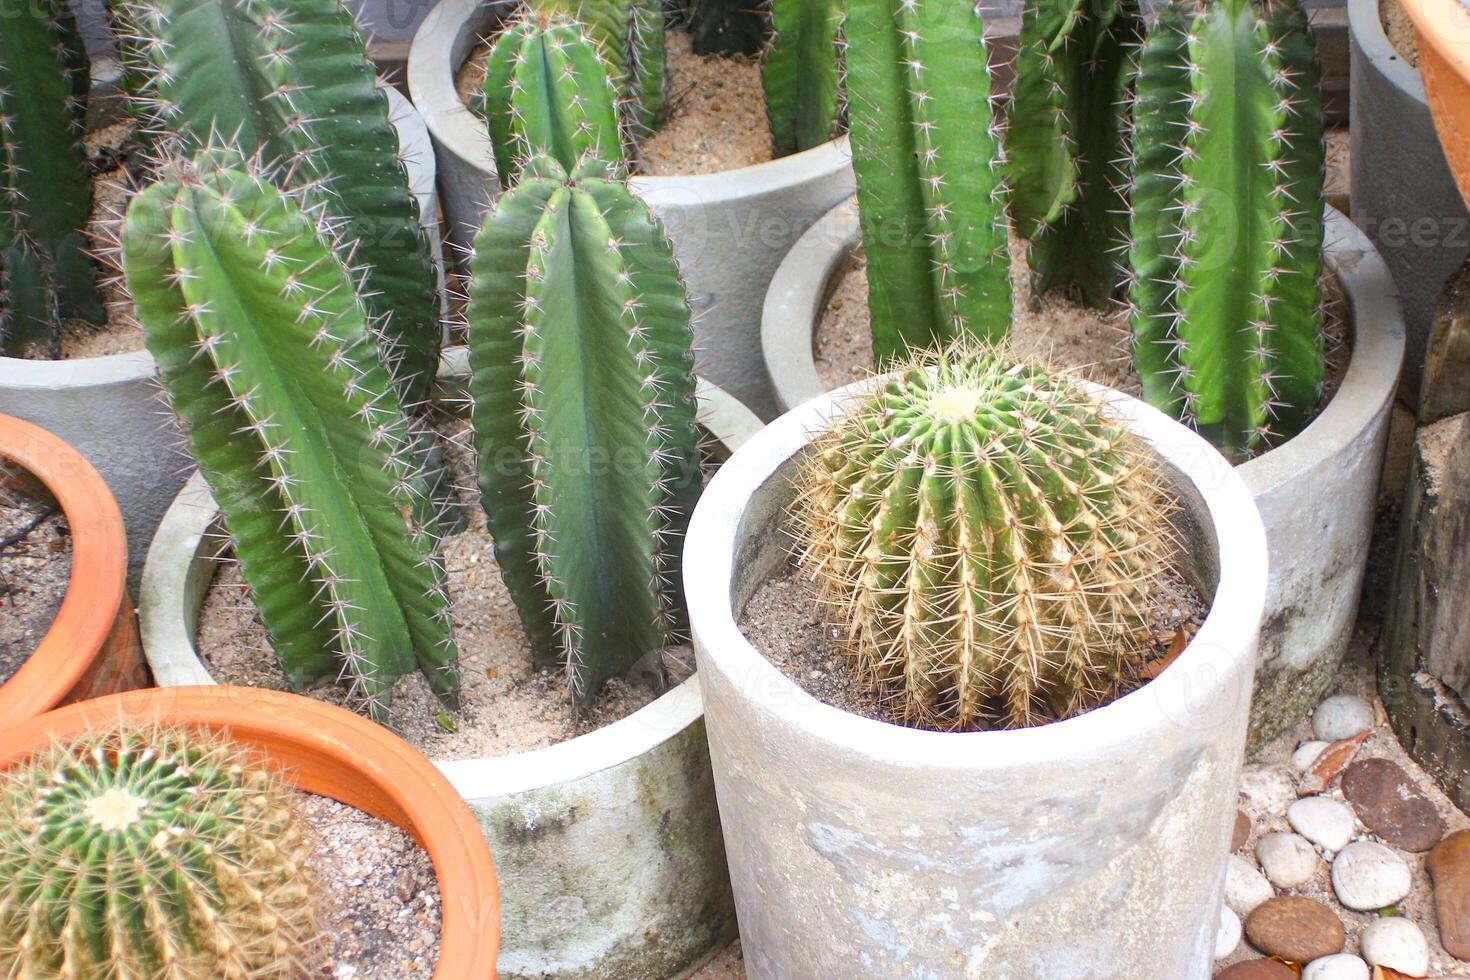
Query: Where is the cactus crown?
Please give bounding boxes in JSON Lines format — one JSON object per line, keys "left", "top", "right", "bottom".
{"left": 0, "top": 725, "right": 316, "bottom": 978}
{"left": 792, "top": 350, "right": 1174, "bottom": 730}
{"left": 528, "top": 0, "right": 667, "bottom": 138}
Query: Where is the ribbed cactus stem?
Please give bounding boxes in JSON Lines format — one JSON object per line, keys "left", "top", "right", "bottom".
{"left": 0, "top": 0, "right": 104, "bottom": 357}
{"left": 762, "top": 0, "right": 843, "bottom": 157}
{"left": 529, "top": 0, "right": 667, "bottom": 137}
{"left": 123, "top": 154, "right": 459, "bottom": 722}
{"left": 844, "top": 0, "right": 1012, "bottom": 364}
{"left": 0, "top": 726, "right": 315, "bottom": 978}
{"left": 793, "top": 352, "right": 1171, "bottom": 730}
{"left": 467, "top": 155, "right": 700, "bottom": 703}
{"left": 1127, "top": 0, "right": 1325, "bottom": 456}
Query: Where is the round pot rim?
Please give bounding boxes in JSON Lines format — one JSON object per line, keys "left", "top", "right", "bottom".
{"left": 406, "top": 0, "right": 853, "bottom": 202}
{"left": 0, "top": 413, "right": 130, "bottom": 719}
{"left": 761, "top": 199, "right": 1406, "bottom": 497}
{"left": 0, "top": 685, "right": 501, "bottom": 979}
{"left": 684, "top": 374, "right": 1269, "bottom": 768}
{"left": 1395, "top": 0, "right": 1470, "bottom": 84}
{"left": 138, "top": 367, "right": 763, "bottom": 800}
{"left": 1349, "top": 0, "right": 1428, "bottom": 101}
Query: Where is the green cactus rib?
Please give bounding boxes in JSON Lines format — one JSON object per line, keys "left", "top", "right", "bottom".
{"left": 1128, "top": 0, "right": 1325, "bottom": 456}
{"left": 467, "top": 155, "right": 700, "bottom": 703}
{"left": 793, "top": 352, "right": 1171, "bottom": 730}
{"left": 762, "top": 0, "right": 843, "bottom": 157}
{"left": 126, "top": 0, "right": 442, "bottom": 403}
{"left": 123, "top": 157, "right": 459, "bottom": 721}
{"left": 483, "top": 14, "right": 624, "bottom": 187}
{"left": 1008, "top": 0, "right": 1143, "bottom": 308}
{"left": 530, "top": 0, "right": 667, "bottom": 137}
{"left": 844, "top": 0, "right": 1012, "bottom": 364}
{"left": 0, "top": 0, "right": 104, "bottom": 357}
{"left": 0, "top": 726, "right": 316, "bottom": 978}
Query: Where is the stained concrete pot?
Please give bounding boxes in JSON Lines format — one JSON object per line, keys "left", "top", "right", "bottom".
{"left": 406, "top": 0, "right": 856, "bottom": 420}
{"left": 0, "top": 86, "right": 446, "bottom": 588}
{"left": 684, "top": 373, "right": 1268, "bottom": 977}
{"left": 1349, "top": 0, "right": 1469, "bottom": 407}
{"left": 762, "top": 200, "right": 1404, "bottom": 749}
{"left": 136, "top": 359, "right": 760, "bottom": 979}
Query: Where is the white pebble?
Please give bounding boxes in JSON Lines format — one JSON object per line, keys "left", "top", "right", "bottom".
{"left": 1293, "top": 740, "right": 1332, "bottom": 772}
{"left": 1331, "top": 841, "right": 1412, "bottom": 911}
{"left": 1359, "top": 917, "right": 1429, "bottom": 976}
{"left": 1224, "top": 854, "right": 1274, "bottom": 916}
{"left": 1256, "top": 832, "right": 1320, "bottom": 888}
{"left": 1239, "top": 765, "right": 1298, "bottom": 816}
{"left": 1215, "top": 905, "right": 1241, "bottom": 959}
{"left": 1302, "top": 954, "right": 1369, "bottom": 980}
{"left": 1288, "top": 796, "right": 1357, "bottom": 853}
{"left": 1312, "top": 695, "right": 1375, "bottom": 741}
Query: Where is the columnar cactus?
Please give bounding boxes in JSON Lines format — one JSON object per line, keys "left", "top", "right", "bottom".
{"left": 122, "top": 154, "right": 460, "bottom": 722}
{"left": 762, "top": 0, "right": 843, "bottom": 157}
{"left": 1127, "top": 0, "right": 1326, "bottom": 457}
{"left": 124, "top": 0, "right": 443, "bottom": 403}
{"left": 467, "top": 155, "right": 701, "bottom": 704}
{"left": 844, "top": 0, "right": 1012, "bottom": 364}
{"left": 793, "top": 352, "right": 1172, "bottom": 730}
{"left": 1008, "top": 0, "right": 1143, "bottom": 308}
{"left": 482, "top": 14, "right": 624, "bottom": 187}
{"left": 0, "top": 726, "right": 315, "bottom": 978}
{"left": 530, "top": 0, "right": 667, "bottom": 137}
{"left": 0, "top": 0, "right": 104, "bottom": 357}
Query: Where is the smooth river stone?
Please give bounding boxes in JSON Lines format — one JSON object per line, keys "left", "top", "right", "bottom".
{"left": 1302, "top": 953, "right": 1369, "bottom": 980}
{"left": 1341, "top": 757, "right": 1445, "bottom": 852}
{"left": 1428, "top": 829, "right": 1470, "bottom": 959}
{"left": 1359, "top": 917, "right": 1429, "bottom": 976}
{"left": 1257, "top": 832, "right": 1320, "bottom": 888}
{"left": 1216, "top": 961, "right": 1299, "bottom": 980}
{"left": 1244, "top": 896, "right": 1346, "bottom": 962}
{"left": 1331, "top": 841, "right": 1412, "bottom": 910}
{"left": 1312, "top": 695, "right": 1375, "bottom": 741}
{"left": 1289, "top": 796, "right": 1358, "bottom": 853}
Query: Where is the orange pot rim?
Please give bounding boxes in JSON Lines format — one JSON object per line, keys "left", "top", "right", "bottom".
{"left": 1399, "top": 0, "right": 1470, "bottom": 83}
{"left": 0, "top": 685, "right": 501, "bottom": 978}
{"left": 0, "top": 413, "right": 130, "bottom": 720}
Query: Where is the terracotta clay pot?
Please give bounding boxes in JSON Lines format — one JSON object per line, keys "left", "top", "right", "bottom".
{"left": 0, "top": 413, "right": 147, "bottom": 722}
{"left": 0, "top": 685, "right": 502, "bottom": 979}
{"left": 1399, "top": 0, "right": 1470, "bottom": 205}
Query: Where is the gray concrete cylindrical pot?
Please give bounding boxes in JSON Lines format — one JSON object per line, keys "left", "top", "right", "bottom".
{"left": 0, "top": 86, "right": 446, "bottom": 589}
{"left": 137, "top": 358, "right": 761, "bottom": 979}
{"left": 684, "top": 375, "right": 1268, "bottom": 977}
{"left": 406, "top": 0, "right": 857, "bottom": 420}
{"left": 1349, "top": 0, "right": 1469, "bottom": 407}
{"left": 762, "top": 200, "right": 1405, "bottom": 749}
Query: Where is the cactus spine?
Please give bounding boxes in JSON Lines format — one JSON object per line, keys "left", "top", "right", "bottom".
{"left": 482, "top": 14, "right": 624, "bottom": 187}
{"left": 530, "top": 0, "right": 667, "bottom": 137}
{"left": 844, "top": 0, "right": 1012, "bottom": 364}
{"left": 122, "top": 154, "right": 459, "bottom": 722}
{"left": 1008, "top": 0, "right": 1143, "bottom": 308}
{"left": 467, "top": 155, "right": 700, "bottom": 704}
{"left": 793, "top": 351, "right": 1171, "bottom": 730}
{"left": 0, "top": 0, "right": 104, "bottom": 357}
{"left": 0, "top": 726, "right": 315, "bottom": 978}
{"left": 762, "top": 0, "right": 843, "bottom": 157}
{"left": 125, "top": 0, "right": 443, "bottom": 403}
{"left": 1127, "top": 0, "right": 1325, "bottom": 457}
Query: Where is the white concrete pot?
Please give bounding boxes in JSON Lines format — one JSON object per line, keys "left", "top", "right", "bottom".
{"left": 137, "top": 360, "right": 762, "bottom": 979}
{"left": 761, "top": 199, "right": 1405, "bottom": 748}
{"left": 0, "top": 86, "right": 447, "bottom": 588}
{"left": 406, "top": 0, "right": 856, "bottom": 420}
{"left": 684, "top": 375, "right": 1268, "bottom": 978}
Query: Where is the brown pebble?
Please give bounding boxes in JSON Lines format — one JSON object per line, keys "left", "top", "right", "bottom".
{"left": 1215, "top": 961, "right": 1297, "bottom": 980}
{"left": 1428, "top": 829, "right": 1470, "bottom": 959}
{"left": 1341, "top": 757, "right": 1445, "bottom": 852}
{"left": 1233, "top": 809, "right": 1253, "bottom": 852}
{"left": 1244, "top": 896, "right": 1345, "bottom": 962}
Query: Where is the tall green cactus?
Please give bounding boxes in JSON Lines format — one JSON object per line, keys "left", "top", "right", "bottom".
{"left": 0, "top": 0, "right": 104, "bottom": 357}
{"left": 1127, "top": 0, "right": 1325, "bottom": 457}
{"left": 844, "top": 0, "right": 1012, "bottom": 365}
{"left": 792, "top": 351, "right": 1171, "bottom": 730}
{"left": 124, "top": 0, "right": 442, "bottom": 403}
{"left": 467, "top": 155, "right": 700, "bottom": 704}
{"left": 122, "top": 154, "right": 460, "bottom": 722}
{"left": 1008, "top": 0, "right": 1143, "bottom": 308}
{"left": 762, "top": 0, "right": 843, "bottom": 157}
{"left": 482, "top": 14, "right": 624, "bottom": 187}
{"left": 530, "top": 0, "right": 667, "bottom": 137}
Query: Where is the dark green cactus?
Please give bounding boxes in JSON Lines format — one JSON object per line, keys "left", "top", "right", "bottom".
{"left": 482, "top": 14, "right": 624, "bottom": 187}
{"left": 467, "top": 155, "right": 700, "bottom": 704}
{"left": 762, "top": 0, "right": 843, "bottom": 157}
{"left": 530, "top": 0, "right": 667, "bottom": 137}
{"left": 844, "top": 0, "right": 1012, "bottom": 365}
{"left": 124, "top": 0, "right": 443, "bottom": 403}
{"left": 122, "top": 154, "right": 460, "bottom": 722}
{"left": 1008, "top": 0, "right": 1143, "bottom": 308}
{"left": 792, "top": 351, "right": 1171, "bottom": 730}
{"left": 0, "top": 0, "right": 104, "bottom": 357}
{"left": 1127, "top": 0, "right": 1325, "bottom": 457}
{"left": 0, "top": 725, "right": 315, "bottom": 978}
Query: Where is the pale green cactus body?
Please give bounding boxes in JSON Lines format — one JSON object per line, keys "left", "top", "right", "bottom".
{"left": 122, "top": 156, "right": 459, "bottom": 722}
{"left": 844, "top": 0, "right": 1012, "bottom": 364}
{"left": 530, "top": 0, "right": 667, "bottom": 137}
{"left": 762, "top": 0, "right": 843, "bottom": 157}
{"left": 467, "top": 155, "right": 700, "bottom": 703}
